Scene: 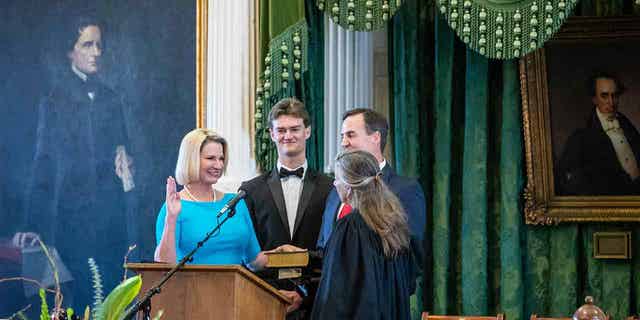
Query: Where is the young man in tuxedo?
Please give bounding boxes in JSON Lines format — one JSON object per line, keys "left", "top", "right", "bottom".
{"left": 241, "top": 98, "right": 332, "bottom": 319}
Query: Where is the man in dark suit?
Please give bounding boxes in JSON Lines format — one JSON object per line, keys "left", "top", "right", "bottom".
{"left": 557, "top": 72, "right": 640, "bottom": 195}
{"left": 241, "top": 98, "right": 332, "bottom": 319}
{"left": 316, "top": 108, "right": 426, "bottom": 280}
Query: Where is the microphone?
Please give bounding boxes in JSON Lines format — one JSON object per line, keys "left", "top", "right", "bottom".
{"left": 216, "top": 189, "right": 247, "bottom": 218}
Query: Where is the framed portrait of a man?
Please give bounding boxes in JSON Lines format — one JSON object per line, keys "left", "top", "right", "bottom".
{"left": 0, "top": 0, "right": 207, "bottom": 314}
{"left": 520, "top": 16, "right": 640, "bottom": 224}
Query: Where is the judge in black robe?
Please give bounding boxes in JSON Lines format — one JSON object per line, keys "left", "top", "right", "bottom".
{"left": 311, "top": 150, "right": 414, "bottom": 320}
{"left": 311, "top": 210, "right": 414, "bottom": 320}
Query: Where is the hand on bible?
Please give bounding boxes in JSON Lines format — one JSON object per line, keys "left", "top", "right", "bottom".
{"left": 272, "top": 244, "right": 305, "bottom": 253}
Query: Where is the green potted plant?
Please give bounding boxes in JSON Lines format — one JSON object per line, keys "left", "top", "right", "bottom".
{"left": 2, "top": 241, "right": 155, "bottom": 320}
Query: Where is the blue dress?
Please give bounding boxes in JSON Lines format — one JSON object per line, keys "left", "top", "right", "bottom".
{"left": 155, "top": 194, "right": 261, "bottom": 265}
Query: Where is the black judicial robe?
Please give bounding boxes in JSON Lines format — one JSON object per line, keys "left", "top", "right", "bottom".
{"left": 311, "top": 210, "right": 414, "bottom": 320}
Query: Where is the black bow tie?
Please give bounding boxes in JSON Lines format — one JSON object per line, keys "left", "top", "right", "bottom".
{"left": 279, "top": 167, "right": 304, "bottom": 179}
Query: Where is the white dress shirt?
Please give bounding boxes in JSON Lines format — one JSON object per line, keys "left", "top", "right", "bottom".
{"left": 277, "top": 160, "right": 307, "bottom": 238}
{"left": 71, "top": 65, "right": 95, "bottom": 100}
{"left": 596, "top": 108, "right": 640, "bottom": 180}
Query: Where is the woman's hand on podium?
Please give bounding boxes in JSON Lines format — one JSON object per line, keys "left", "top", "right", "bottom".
{"left": 250, "top": 251, "right": 269, "bottom": 270}
{"left": 279, "top": 290, "right": 303, "bottom": 313}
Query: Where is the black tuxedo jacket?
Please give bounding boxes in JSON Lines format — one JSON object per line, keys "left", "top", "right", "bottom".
{"left": 240, "top": 166, "right": 332, "bottom": 319}
{"left": 240, "top": 167, "right": 333, "bottom": 251}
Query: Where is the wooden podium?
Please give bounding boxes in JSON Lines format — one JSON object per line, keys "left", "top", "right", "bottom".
{"left": 126, "top": 263, "right": 290, "bottom": 320}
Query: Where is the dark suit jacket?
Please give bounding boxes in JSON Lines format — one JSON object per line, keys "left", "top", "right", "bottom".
{"left": 557, "top": 111, "right": 640, "bottom": 195}
{"left": 241, "top": 167, "right": 333, "bottom": 251}
{"left": 240, "top": 166, "right": 333, "bottom": 319}
{"left": 316, "top": 163, "right": 426, "bottom": 266}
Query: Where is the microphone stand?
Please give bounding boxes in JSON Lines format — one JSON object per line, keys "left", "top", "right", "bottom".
{"left": 122, "top": 206, "right": 238, "bottom": 320}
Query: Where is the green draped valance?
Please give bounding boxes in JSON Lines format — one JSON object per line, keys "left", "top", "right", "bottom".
{"left": 438, "top": 0, "right": 579, "bottom": 59}
{"left": 316, "top": 0, "right": 403, "bottom": 30}
{"left": 255, "top": 19, "right": 309, "bottom": 170}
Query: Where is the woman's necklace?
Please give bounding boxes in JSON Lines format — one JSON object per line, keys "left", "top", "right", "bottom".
{"left": 184, "top": 185, "right": 217, "bottom": 202}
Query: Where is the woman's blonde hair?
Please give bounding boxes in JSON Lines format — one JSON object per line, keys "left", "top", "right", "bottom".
{"left": 334, "top": 150, "right": 410, "bottom": 257}
{"left": 174, "top": 128, "right": 228, "bottom": 185}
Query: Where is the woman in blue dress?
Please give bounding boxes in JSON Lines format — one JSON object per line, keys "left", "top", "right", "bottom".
{"left": 154, "top": 128, "right": 266, "bottom": 268}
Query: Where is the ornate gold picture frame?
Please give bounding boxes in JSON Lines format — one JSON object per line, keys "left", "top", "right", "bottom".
{"left": 520, "top": 16, "right": 640, "bottom": 224}
{"left": 196, "top": 0, "right": 208, "bottom": 127}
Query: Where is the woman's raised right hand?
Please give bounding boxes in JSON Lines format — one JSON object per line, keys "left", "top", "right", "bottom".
{"left": 165, "top": 176, "right": 182, "bottom": 221}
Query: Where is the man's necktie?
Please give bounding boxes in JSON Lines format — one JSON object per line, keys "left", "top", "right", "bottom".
{"left": 279, "top": 167, "right": 304, "bottom": 178}
{"left": 337, "top": 203, "right": 352, "bottom": 219}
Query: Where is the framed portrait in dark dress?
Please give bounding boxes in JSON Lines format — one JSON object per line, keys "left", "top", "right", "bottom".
{"left": 0, "top": 0, "right": 206, "bottom": 314}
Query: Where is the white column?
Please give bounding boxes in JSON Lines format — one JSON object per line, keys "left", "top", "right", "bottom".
{"left": 323, "top": 16, "right": 374, "bottom": 173}
{"left": 207, "top": 0, "right": 257, "bottom": 192}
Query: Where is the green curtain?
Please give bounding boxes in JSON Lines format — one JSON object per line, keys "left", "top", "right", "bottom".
{"left": 499, "top": 59, "right": 525, "bottom": 320}
{"left": 576, "top": 0, "right": 626, "bottom": 15}
{"left": 260, "top": 0, "right": 306, "bottom": 67}
{"left": 432, "top": 11, "right": 455, "bottom": 316}
{"left": 390, "top": 0, "right": 434, "bottom": 317}
{"left": 302, "top": 0, "right": 325, "bottom": 171}
{"left": 256, "top": 1, "right": 305, "bottom": 171}
{"left": 390, "top": 1, "right": 640, "bottom": 319}
{"left": 390, "top": 0, "right": 430, "bottom": 179}
{"left": 461, "top": 48, "right": 489, "bottom": 315}
{"left": 255, "top": 0, "right": 324, "bottom": 172}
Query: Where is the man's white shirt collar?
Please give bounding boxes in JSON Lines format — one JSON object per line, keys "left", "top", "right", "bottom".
{"left": 596, "top": 107, "right": 621, "bottom": 132}
{"left": 71, "top": 65, "right": 88, "bottom": 82}
{"left": 71, "top": 65, "right": 95, "bottom": 100}
{"left": 379, "top": 159, "right": 387, "bottom": 171}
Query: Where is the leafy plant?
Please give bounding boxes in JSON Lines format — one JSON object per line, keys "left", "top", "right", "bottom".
{"left": 39, "top": 289, "right": 49, "bottom": 320}
{"left": 1, "top": 239, "right": 142, "bottom": 320}
{"left": 88, "top": 258, "right": 104, "bottom": 319}
{"left": 93, "top": 275, "right": 141, "bottom": 320}
{"left": 37, "top": 241, "right": 63, "bottom": 312}
{"left": 83, "top": 306, "right": 90, "bottom": 320}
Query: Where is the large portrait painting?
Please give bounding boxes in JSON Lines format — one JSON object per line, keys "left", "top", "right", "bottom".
{"left": 0, "top": 0, "right": 206, "bottom": 315}
{"left": 520, "top": 16, "right": 640, "bottom": 224}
